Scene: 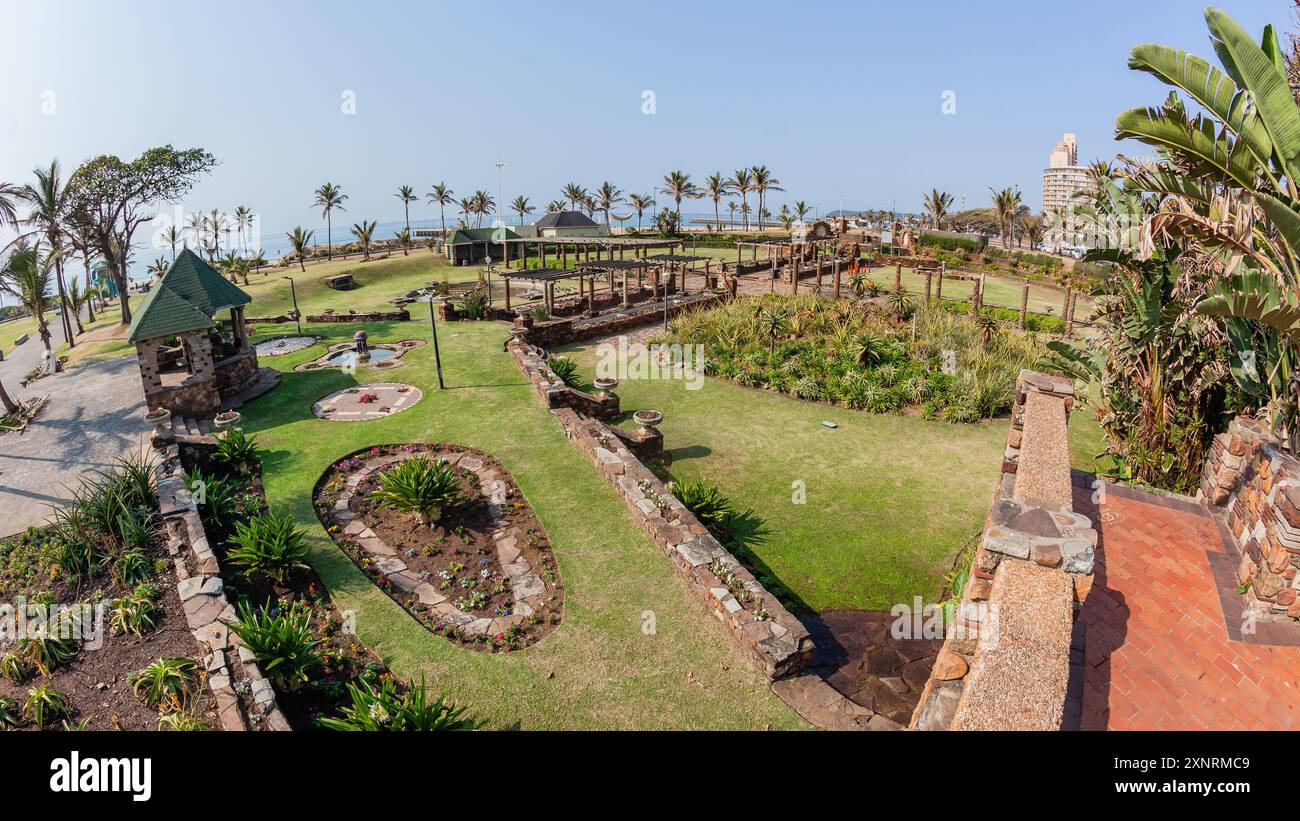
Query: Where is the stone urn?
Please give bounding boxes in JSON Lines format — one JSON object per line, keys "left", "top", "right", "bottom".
{"left": 145, "top": 407, "right": 172, "bottom": 443}
{"left": 593, "top": 377, "right": 618, "bottom": 397}
{"left": 213, "top": 410, "right": 242, "bottom": 432}
{"left": 633, "top": 409, "right": 663, "bottom": 430}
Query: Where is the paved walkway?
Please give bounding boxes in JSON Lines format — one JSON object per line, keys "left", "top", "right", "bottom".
{"left": 1074, "top": 480, "right": 1300, "bottom": 730}
{"left": 0, "top": 355, "right": 145, "bottom": 537}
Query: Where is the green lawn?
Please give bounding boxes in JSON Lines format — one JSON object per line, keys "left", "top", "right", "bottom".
{"left": 240, "top": 319, "right": 805, "bottom": 729}
{"left": 555, "top": 339, "right": 1009, "bottom": 612}
{"left": 867, "top": 264, "right": 1087, "bottom": 317}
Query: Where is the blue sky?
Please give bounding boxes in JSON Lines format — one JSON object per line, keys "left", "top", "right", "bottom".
{"left": 0, "top": 0, "right": 1287, "bottom": 241}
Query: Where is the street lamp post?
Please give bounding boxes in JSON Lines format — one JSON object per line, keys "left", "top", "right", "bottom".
{"left": 282, "top": 276, "right": 301, "bottom": 335}
{"left": 494, "top": 158, "right": 505, "bottom": 220}
{"left": 427, "top": 296, "right": 445, "bottom": 390}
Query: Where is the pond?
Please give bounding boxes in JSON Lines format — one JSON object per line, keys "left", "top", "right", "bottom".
{"left": 254, "top": 336, "right": 318, "bottom": 357}
{"left": 324, "top": 347, "right": 397, "bottom": 368}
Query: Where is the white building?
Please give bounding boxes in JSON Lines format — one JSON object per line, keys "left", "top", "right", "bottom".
{"left": 1042, "top": 133, "right": 1092, "bottom": 250}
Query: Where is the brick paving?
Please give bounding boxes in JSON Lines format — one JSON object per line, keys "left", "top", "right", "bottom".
{"left": 1074, "top": 481, "right": 1300, "bottom": 730}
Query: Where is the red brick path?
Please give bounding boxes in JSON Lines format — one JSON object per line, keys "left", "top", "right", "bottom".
{"left": 1075, "top": 484, "right": 1300, "bottom": 730}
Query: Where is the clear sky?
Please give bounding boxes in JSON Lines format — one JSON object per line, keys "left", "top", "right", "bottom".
{"left": 0, "top": 0, "right": 1288, "bottom": 242}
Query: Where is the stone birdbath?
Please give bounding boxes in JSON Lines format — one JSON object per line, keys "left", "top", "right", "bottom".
{"left": 633, "top": 409, "right": 663, "bottom": 430}
{"left": 213, "top": 410, "right": 242, "bottom": 432}
{"left": 593, "top": 376, "right": 618, "bottom": 398}
{"left": 353, "top": 329, "right": 371, "bottom": 363}
{"left": 145, "top": 407, "right": 172, "bottom": 441}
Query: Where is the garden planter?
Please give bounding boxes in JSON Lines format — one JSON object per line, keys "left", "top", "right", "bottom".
{"left": 213, "top": 411, "right": 242, "bottom": 431}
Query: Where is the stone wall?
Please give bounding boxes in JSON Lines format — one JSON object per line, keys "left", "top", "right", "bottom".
{"left": 522, "top": 292, "right": 725, "bottom": 348}
{"left": 155, "top": 444, "right": 290, "bottom": 731}
{"left": 910, "top": 369, "right": 1094, "bottom": 731}
{"left": 307, "top": 309, "right": 410, "bottom": 323}
{"left": 1199, "top": 416, "right": 1300, "bottom": 620}
{"left": 215, "top": 351, "right": 260, "bottom": 397}
{"left": 506, "top": 338, "right": 813, "bottom": 678}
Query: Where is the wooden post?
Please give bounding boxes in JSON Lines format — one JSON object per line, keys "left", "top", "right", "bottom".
{"left": 1019, "top": 284, "right": 1029, "bottom": 330}
{"left": 936, "top": 267, "right": 944, "bottom": 303}
{"left": 587, "top": 276, "right": 595, "bottom": 315}
{"left": 561, "top": 245, "right": 567, "bottom": 268}
{"left": 505, "top": 276, "right": 512, "bottom": 311}
{"left": 925, "top": 269, "right": 932, "bottom": 303}
{"left": 969, "top": 277, "right": 980, "bottom": 316}
{"left": 1064, "top": 289, "right": 1075, "bottom": 337}
{"left": 894, "top": 263, "right": 902, "bottom": 292}
{"left": 541, "top": 242, "right": 547, "bottom": 268}
{"left": 622, "top": 273, "right": 629, "bottom": 307}
{"left": 833, "top": 258, "right": 842, "bottom": 300}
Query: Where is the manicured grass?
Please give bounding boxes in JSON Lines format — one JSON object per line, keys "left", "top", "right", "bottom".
{"left": 241, "top": 319, "right": 805, "bottom": 729}
{"left": 865, "top": 264, "right": 1087, "bottom": 317}
{"left": 555, "top": 338, "right": 1009, "bottom": 613}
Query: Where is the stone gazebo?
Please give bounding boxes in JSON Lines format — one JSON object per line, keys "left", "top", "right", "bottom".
{"left": 128, "top": 249, "right": 266, "bottom": 417}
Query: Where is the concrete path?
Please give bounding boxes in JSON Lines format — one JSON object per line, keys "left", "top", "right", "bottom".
{"left": 0, "top": 353, "right": 146, "bottom": 537}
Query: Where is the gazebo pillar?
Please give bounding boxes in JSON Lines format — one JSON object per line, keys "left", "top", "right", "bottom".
{"left": 505, "top": 277, "right": 512, "bottom": 311}
{"left": 621, "top": 273, "right": 629, "bottom": 307}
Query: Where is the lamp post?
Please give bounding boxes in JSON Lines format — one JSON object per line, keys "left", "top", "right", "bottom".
{"left": 494, "top": 158, "right": 505, "bottom": 220}
{"left": 282, "top": 276, "right": 301, "bottom": 335}
{"left": 427, "top": 296, "right": 445, "bottom": 390}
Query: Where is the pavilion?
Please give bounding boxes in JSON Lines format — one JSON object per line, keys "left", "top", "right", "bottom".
{"left": 128, "top": 249, "right": 261, "bottom": 417}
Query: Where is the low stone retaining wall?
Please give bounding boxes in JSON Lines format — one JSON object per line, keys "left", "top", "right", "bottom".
{"left": 522, "top": 292, "right": 725, "bottom": 348}
{"left": 506, "top": 338, "right": 813, "bottom": 678}
{"left": 1199, "top": 416, "right": 1300, "bottom": 620}
{"left": 910, "top": 369, "right": 1094, "bottom": 731}
{"left": 307, "top": 309, "right": 410, "bottom": 323}
{"left": 155, "top": 445, "right": 291, "bottom": 731}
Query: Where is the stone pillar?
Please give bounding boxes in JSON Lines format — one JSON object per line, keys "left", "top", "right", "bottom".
{"left": 136, "top": 342, "right": 164, "bottom": 396}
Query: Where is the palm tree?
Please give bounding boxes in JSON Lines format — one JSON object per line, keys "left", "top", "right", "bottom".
{"left": 727, "top": 201, "right": 738, "bottom": 229}
{"left": 65, "top": 278, "right": 86, "bottom": 335}
{"left": 426, "top": 183, "right": 454, "bottom": 238}
{"left": 661, "top": 171, "right": 701, "bottom": 235}
{"left": 186, "top": 212, "right": 205, "bottom": 252}
{"left": 793, "top": 200, "right": 812, "bottom": 223}
{"left": 207, "top": 209, "right": 224, "bottom": 258}
{"left": 628, "top": 193, "right": 655, "bottom": 230}
{"left": 471, "top": 191, "right": 495, "bottom": 227}
{"left": 0, "top": 375, "right": 16, "bottom": 416}
{"left": 395, "top": 185, "right": 417, "bottom": 235}
{"left": 313, "top": 183, "right": 348, "bottom": 260}
{"left": 0, "top": 244, "right": 58, "bottom": 364}
{"left": 0, "top": 182, "right": 19, "bottom": 233}
{"left": 751, "top": 166, "right": 782, "bottom": 231}
{"left": 729, "top": 168, "right": 753, "bottom": 231}
{"left": 988, "top": 186, "right": 1024, "bottom": 247}
{"left": 148, "top": 256, "right": 170, "bottom": 277}
{"left": 704, "top": 173, "right": 731, "bottom": 232}
{"left": 456, "top": 197, "right": 474, "bottom": 228}
{"left": 561, "top": 183, "right": 588, "bottom": 211}
{"left": 394, "top": 227, "right": 411, "bottom": 256}
{"left": 163, "top": 225, "right": 183, "bottom": 261}
{"left": 286, "top": 227, "right": 314, "bottom": 271}
{"left": 511, "top": 195, "right": 534, "bottom": 226}
{"left": 753, "top": 304, "right": 790, "bottom": 356}
{"left": 922, "top": 189, "right": 954, "bottom": 230}
{"left": 16, "top": 160, "right": 74, "bottom": 348}
{"left": 582, "top": 194, "right": 597, "bottom": 218}
{"left": 234, "top": 205, "right": 253, "bottom": 254}
{"left": 67, "top": 225, "right": 99, "bottom": 324}
{"left": 545, "top": 200, "right": 566, "bottom": 214}
{"left": 594, "top": 182, "right": 624, "bottom": 227}
{"left": 351, "top": 220, "right": 377, "bottom": 260}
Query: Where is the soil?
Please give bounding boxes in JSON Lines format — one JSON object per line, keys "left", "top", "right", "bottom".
{"left": 0, "top": 525, "right": 218, "bottom": 730}
{"left": 315, "top": 444, "right": 564, "bottom": 652}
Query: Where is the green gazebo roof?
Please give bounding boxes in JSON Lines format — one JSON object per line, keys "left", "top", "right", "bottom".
{"left": 445, "top": 227, "right": 521, "bottom": 245}
{"left": 127, "top": 249, "right": 253, "bottom": 344}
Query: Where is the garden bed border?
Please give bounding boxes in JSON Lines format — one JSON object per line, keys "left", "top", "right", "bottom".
{"left": 506, "top": 337, "right": 813, "bottom": 679}
{"left": 155, "top": 444, "right": 291, "bottom": 731}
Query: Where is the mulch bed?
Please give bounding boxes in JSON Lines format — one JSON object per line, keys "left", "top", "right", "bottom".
{"left": 0, "top": 525, "right": 218, "bottom": 730}
{"left": 315, "top": 444, "right": 564, "bottom": 652}
{"left": 182, "top": 445, "right": 390, "bottom": 730}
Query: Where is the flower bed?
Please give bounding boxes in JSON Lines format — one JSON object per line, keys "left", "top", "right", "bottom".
{"left": 0, "top": 456, "right": 219, "bottom": 730}
{"left": 314, "top": 444, "right": 563, "bottom": 652}
{"left": 178, "top": 437, "right": 393, "bottom": 729}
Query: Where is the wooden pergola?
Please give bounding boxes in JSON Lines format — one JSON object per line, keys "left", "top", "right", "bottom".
{"left": 489, "top": 236, "right": 685, "bottom": 271}
{"left": 643, "top": 253, "right": 716, "bottom": 295}
{"left": 496, "top": 267, "right": 587, "bottom": 314}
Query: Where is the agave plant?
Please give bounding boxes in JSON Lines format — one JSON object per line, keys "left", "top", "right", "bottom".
{"left": 128, "top": 657, "right": 197, "bottom": 712}
{"left": 367, "top": 458, "right": 462, "bottom": 525}
{"left": 222, "top": 601, "right": 322, "bottom": 691}
{"left": 318, "top": 675, "right": 476, "bottom": 731}
{"left": 226, "top": 511, "right": 310, "bottom": 584}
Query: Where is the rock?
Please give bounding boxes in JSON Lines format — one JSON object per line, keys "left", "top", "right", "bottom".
{"left": 983, "top": 525, "right": 1030, "bottom": 559}
{"left": 1007, "top": 507, "right": 1061, "bottom": 537}
{"left": 866, "top": 646, "right": 902, "bottom": 677}
{"left": 1031, "top": 541, "right": 1062, "bottom": 567}
{"left": 511, "top": 574, "right": 546, "bottom": 599}
{"left": 931, "top": 649, "right": 969, "bottom": 681}
{"left": 901, "top": 658, "right": 932, "bottom": 689}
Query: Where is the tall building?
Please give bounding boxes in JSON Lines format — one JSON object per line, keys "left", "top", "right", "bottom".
{"left": 1042, "top": 133, "right": 1091, "bottom": 248}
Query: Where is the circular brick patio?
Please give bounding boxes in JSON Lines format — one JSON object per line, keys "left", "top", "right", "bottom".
{"left": 312, "top": 383, "right": 423, "bottom": 421}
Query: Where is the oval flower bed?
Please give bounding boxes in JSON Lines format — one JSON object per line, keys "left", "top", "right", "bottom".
{"left": 314, "top": 444, "right": 563, "bottom": 652}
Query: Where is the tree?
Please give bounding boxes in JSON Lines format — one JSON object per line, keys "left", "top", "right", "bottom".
{"left": 594, "top": 181, "right": 623, "bottom": 227}
{"left": 64, "top": 146, "right": 216, "bottom": 324}
{"left": 704, "top": 173, "right": 731, "bottom": 232}
{"left": 313, "top": 182, "right": 347, "bottom": 260}
{"left": 922, "top": 188, "right": 954, "bottom": 229}
{"left": 66, "top": 224, "right": 99, "bottom": 324}
{"left": 148, "top": 256, "right": 170, "bottom": 277}
{"left": 286, "top": 227, "right": 314, "bottom": 272}
{"left": 729, "top": 168, "right": 753, "bottom": 231}
{"left": 0, "top": 182, "right": 19, "bottom": 232}
{"left": 751, "top": 165, "right": 782, "bottom": 231}
{"left": 628, "top": 193, "right": 655, "bottom": 230}
{"left": 351, "top": 220, "right": 377, "bottom": 260}
{"left": 0, "top": 244, "right": 58, "bottom": 364}
{"left": 426, "top": 183, "right": 453, "bottom": 238}
{"left": 0, "top": 376, "right": 16, "bottom": 416}
{"left": 661, "top": 171, "right": 701, "bottom": 235}
{"left": 16, "top": 160, "right": 75, "bottom": 347}
{"left": 395, "top": 185, "right": 417, "bottom": 236}
{"left": 470, "top": 190, "right": 495, "bottom": 227}
{"left": 511, "top": 195, "right": 534, "bottom": 226}
{"left": 65, "top": 278, "right": 87, "bottom": 335}
{"left": 394, "top": 227, "right": 411, "bottom": 255}
{"left": 456, "top": 197, "right": 474, "bottom": 228}
{"left": 561, "top": 183, "right": 587, "bottom": 211}
{"left": 793, "top": 200, "right": 812, "bottom": 223}
{"left": 206, "top": 208, "right": 224, "bottom": 259}
{"left": 234, "top": 205, "right": 253, "bottom": 255}
{"left": 545, "top": 200, "right": 565, "bottom": 214}
{"left": 163, "top": 225, "right": 182, "bottom": 260}
{"left": 753, "top": 304, "right": 790, "bottom": 356}
{"left": 988, "top": 186, "right": 1025, "bottom": 247}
